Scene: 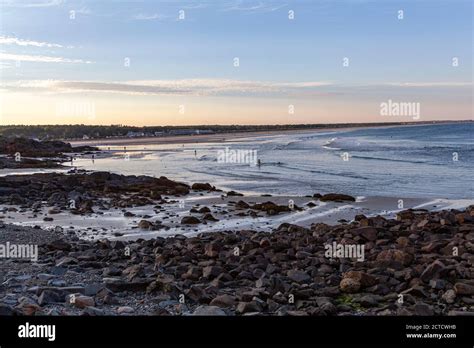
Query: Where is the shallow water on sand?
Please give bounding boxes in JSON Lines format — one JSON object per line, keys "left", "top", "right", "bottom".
{"left": 71, "top": 123, "right": 473, "bottom": 200}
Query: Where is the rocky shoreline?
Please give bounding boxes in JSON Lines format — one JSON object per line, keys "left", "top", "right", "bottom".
{"left": 0, "top": 139, "right": 472, "bottom": 316}
{"left": 0, "top": 171, "right": 190, "bottom": 210}
{"left": 0, "top": 136, "right": 97, "bottom": 169}
{"left": 0, "top": 170, "right": 365, "bottom": 238}
{"left": 1, "top": 205, "right": 473, "bottom": 316}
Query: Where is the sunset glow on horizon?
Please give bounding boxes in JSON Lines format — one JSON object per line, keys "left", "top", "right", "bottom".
{"left": 0, "top": 0, "right": 472, "bottom": 126}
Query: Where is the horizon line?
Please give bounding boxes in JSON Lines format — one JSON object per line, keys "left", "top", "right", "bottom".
{"left": 0, "top": 119, "right": 472, "bottom": 128}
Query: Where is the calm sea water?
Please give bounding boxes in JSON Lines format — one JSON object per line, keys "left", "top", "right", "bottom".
{"left": 73, "top": 122, "right": 473, "bottom": 199}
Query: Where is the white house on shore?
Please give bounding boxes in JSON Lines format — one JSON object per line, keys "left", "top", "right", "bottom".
{"left": 126, "top": 131, "right": 145, "bottom": 137}
{"left": 169, "top": 129, "right": 214, "bottom": 136}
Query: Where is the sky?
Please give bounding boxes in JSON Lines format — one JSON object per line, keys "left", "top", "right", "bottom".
{"left": 0, "top": 0, "right": 472, "bottom": 126}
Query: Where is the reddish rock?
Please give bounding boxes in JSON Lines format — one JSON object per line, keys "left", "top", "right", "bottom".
{"left": 376, "top": 249, "right": 413, "bottom": 269}
{"left": 340, "top": 278, "right": 361, "bottom": 293}
{"left": 210, "top": 294, "right": 237, "bottom": 308}
{"left": 343, "top": 271, "right": 377, "bottom": 288}
{"left": 352, "top": 226, "right": 377, "bottom": 241}
{"left": 454, "top": 283, "right": 474, "bottom": 295}
{"left": 420, "top": 260, "right": 446, "bottom": 283}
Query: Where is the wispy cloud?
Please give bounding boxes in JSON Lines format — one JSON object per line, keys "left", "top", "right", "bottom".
{"left": 73, "top": 7, "right": 92, "bottom": 16}
{"left": 1, "top": 0, "right": 63, "bottom": 8}
{"left": 2, "top": 79, "right": 332, "bottom": 96}
{"left": 3, "top": 79, "right": 470, "bottom": 97}
{"left": 0, "top": 53, "right": 92, "bottom": 64}
{"left": 132, "top": 13, "right": 168, "bottom": 21}
{"left": 385, "top": 82, "right": 472, "bottom": 88}
{"left": 0, "top": 62, "right": 13, "bottom": 69}
{"left": 181, "top": 3, "right": 209, "bottom": 10}
{"left": 0, "top": 36, "right": 65, "bottom": 48}
{"left": 222, "top": 0, "right": 287, "bottom": 13}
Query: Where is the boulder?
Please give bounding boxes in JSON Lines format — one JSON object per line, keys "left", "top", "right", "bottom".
{"left": 235, "top": 200, "right": 250, "bottom": 209}
{"left": 209, "top": 294, "right": 237, "bottom": 308}
{"left": 413, "top": 302, "right": 435, "bottom": 316}
{"left": 343, "top": 271, "right": 377, "bottom": 288}
{"left": 351, "top": 227, "right": 378, "bottom": 241}
{"left": 420, "top": 260, "right": 446, "bottom": 283}
{"left": 191, "top": 183, "right": 215, "bottom": 191}
{"left": 203, "top": 213, "right": 219, "bottom": 222}
{"left": 442, "top": 289, "right": 456, "bottom": 304}
{"left": 287, "top": 270, "right": 311, "bottom": 283}
{"left": 181, "top": 216, "right": 201, "bottom": 225}
{"left": 117, "top": 306, "right": 134, "bottom": 315}
{"left": 197, "top": 207, "right": 211, "bottom": 213}
{"left": 250, "top": 202, "right": 291, "bottom": 215}
{"left": 192, "top": 305, "right": 226, "bottom": 316}
{"left": 68, "top": 295, "right": 95, "bottom": 309}
{"left": 454, "top": 283, "right": 474, "bottom": 295}
{"left": 202, "top": 266, "right": 223, "bottom": 279}
{"left": 204, "top": 242, "right": 221, "bottom": 257}
{"left": 38, "top": 290, "right": 63, "bottom": 305}
{"left": 340, "top": 278, "right": 361, "bottom": 293}
{"left": 46, "top": 239, "right": 72, "bottom": 251}
{"left": 236, "top": 301, "right": 262, "bottom": 314}
{"left": 320, "top": 194, "right": 355, "bottom": 202}
{"left": 375, "top": 249, "right": 413, "bottom": 269}
{"left": 227, "top": 191, "right": 243, "bottom": 197}
{"left": 138, "top": 220, "right": 153, "bottom": 229}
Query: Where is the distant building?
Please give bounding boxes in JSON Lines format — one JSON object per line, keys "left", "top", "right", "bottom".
{"left": 126, "top": 131, "right": 145, "bottom": 137}
{"left": 169, "top": 129, "right": 195, "bottom": 136}
{"left": 154, "top": 131, "right": 165, "bottom": 136}
{"left": 169, "top": 129, "right": 214, "bottom": 136}
{"left": 82, "top": 135, "right": 90, "bottom": 140}
{"left": 196, "top": 129, "right": 214, "bottom": 135}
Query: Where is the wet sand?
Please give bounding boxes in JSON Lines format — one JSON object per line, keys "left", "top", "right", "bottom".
{"left": 69, "top": 127, "right": 361, "bottom": 148}
{"left": 2, "top": 191, "right": 470, "bottom": 241}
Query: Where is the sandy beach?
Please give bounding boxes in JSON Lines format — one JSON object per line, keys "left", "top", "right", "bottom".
{"left": 69, "top": 126, "right": 362, "bottom": 147}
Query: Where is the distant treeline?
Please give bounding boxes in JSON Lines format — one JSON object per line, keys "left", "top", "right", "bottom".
{"left": 0, "top": 121, "right": 466, "bottom": 141}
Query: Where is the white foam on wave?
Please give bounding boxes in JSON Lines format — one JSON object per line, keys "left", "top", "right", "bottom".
{"left": 413, "top": 198, "right": 474, "bottom": 211}
{"left": 0, "top": 168, "right": 68, "bottom": 177}
{"left": 322, "top": 137, "right": 341, "bottom": 150}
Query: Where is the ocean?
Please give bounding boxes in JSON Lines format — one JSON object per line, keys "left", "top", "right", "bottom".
{"left": 73, "top": 122, "right": 473, "bottom": 200}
